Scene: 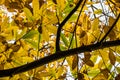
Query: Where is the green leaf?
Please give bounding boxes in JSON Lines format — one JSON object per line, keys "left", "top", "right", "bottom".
{"left": 116, "top": 67, "right": 120, "bottom": 73}
{"left": 94, "top": 9, "right": 102, "bottom": 14}
{"left": 88, "top": 69, "right": 100, "bottom": 77}
{"left": 25, "top": 39, "right": 38, "bottom": 49}
{"left": 61, "top": 33, "right": 68, "bottom": 47}
{"left": 22, "top": 30, "right": 38, "bottom": 39}
{"left": 69, "top": 14, "right": 78, "bottom": 22}
{"left": 68, "top": 33, "right": 75, "bottom": 48}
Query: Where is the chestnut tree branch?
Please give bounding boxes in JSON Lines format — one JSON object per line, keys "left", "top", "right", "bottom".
{"left": 0, "top": 40, "right": 120, "bottom": 77}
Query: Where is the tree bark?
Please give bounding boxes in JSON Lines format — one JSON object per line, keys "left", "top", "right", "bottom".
{"left": 0, "top": 40, "right": 120, "bottom": 77}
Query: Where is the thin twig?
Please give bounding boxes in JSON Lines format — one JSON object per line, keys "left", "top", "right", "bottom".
{"left": 99, "top": 13, "right": 120, "bottom": 43}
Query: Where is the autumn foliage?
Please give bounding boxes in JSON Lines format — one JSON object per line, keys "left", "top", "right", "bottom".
{"left": 0, "top": 0, "right": 120, "bottom": 79}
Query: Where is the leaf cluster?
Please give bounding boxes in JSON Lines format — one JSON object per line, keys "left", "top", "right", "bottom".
{"left": 0, "top": 0, "right": 120, "bottom": 79}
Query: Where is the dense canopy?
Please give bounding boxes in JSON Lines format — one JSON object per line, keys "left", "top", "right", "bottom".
{"left": 0, "top": 0, "right": 120, "bottom": 80}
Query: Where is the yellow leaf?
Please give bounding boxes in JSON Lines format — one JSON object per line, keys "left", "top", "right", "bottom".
{"left": 116, "top": 19, "right": 120, "bottom": 31}
{"left": 20, "top": 39, "right": 29, "bottom": 51}
{"left": 4, "top": 62, "right": 13, "bottom": 69}
{"left": 36, "top": 65, "right": 46, "bottom": 72}
{"left": 109, "top": 17, "right": 115, "bottom": 26}
{"left": 22, "top": 56, "right": 33, "bottom": 63}
{"left": 82, "top": 14, "right": 90, "bottom": 31}
{"left": 32, "top": 0, "right": 40, "bottom": 19}
{"left": 0, "top": 77, "right": 9, "bottom": 80}
{"left": 93, "top": 74, "right": 106, "bottom": 80}
{"left": 0, "top": 54, "right": 6, "bottom": 63}
{"left": 23, "top": 7, "right": 33, "bottom": 22}
{"left": 9, "top": 75, "right": 20, "bottom": 80}
{"left": 87, "top": 32, "right": 96, "bottom": 44}
{"left": 99, "top": 49, "right": 109, "bottom": 63}
{"left": 35, "top": 72, "right": 51, "bottom": 77}
{"left": 56, "top": 0, "right": 65, "bottom": 11}
{"left": 98, "top": 60, "right": 104, "bottom": 69}
{"left": 56, "top": 66, "right": 65, "bottom": 78}
{"left": 91, "top": 18, "right": 99, "bottom": 31}
{"left": 0, "top": 0, "right": 5, "bottom": 4}
{"left": 19, "top": 73, "right": 28, "bottom": 80}
{"left": 42, "top": 26, "right": 49, "bottom": 41}
{"left": 46, "top": 25, "right": 57, "bottom": 34}
{"left": 66, "top": 56, "right": 73, "bottom": 68}
{"left": 113, "top": 0, "right": 120, "bottom": 3}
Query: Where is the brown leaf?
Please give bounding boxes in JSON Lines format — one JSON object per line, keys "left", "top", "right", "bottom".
{"left": 28, "top": 70, "right": 34, "bottom": 76}
{"left": 39, "top": 0, "right": 46, "bottom": 8}
{"left": 52, "top": 0, "right": 57, "bottom": 4}
{"left": 100, "top": 68, "right": 109, "bottom": 79}
{"left": 38, "top": 25, "right": 42, "bottom": 34}
{"left": 109, "top": 50, "right": 116, "bottom": 65}
{"left": 103, "top": 26, "right": 116, "bottom": 40}
{"left": 0, "top": 35, "right": 6, "bottom": 42}
{"left": 0, "top": 64, "right": 4, "bottom": 70}
{"left": 84, "top": 52, "right": 91, "bottom": 60}
{"left": 11, "top": 44, "right": 20, "bottom": 52}
{"left": 58, "top": 73, "right": 66, "bottom": 79}
{"left": 115, "top": 73, "right": 120, "bottom": 80}
{"left": 80, "top": 30, "right": 86, "bottom": 38}
{"left": 85, "top": 60, "right": 94, "bottom": 67}
{"left": 72, "top": 55, "right": 78, "bottom": 70}
{"left": 78, "top": 73, "right": 84, "bottom": 80}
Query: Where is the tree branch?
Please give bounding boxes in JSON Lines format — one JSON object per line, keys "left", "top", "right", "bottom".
{"left": 0, "top": 40, "right": 120, "bottom": 77}
{"left": 56, "top": 0, "right": 83, "bottom": 51}
{"left": 100, "top": 13, "right": 120, "bottom": 43}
